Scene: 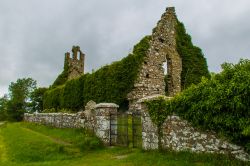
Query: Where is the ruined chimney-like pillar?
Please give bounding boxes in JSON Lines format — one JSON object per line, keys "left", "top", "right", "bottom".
{"left": 64, "top": 45, "right": 85, "bottom": 80}
{"left": 65, "top": 52, "right": 70, "bottom": 60}
{"left": 72, "top": 46, "right": 80, "bottom": 60}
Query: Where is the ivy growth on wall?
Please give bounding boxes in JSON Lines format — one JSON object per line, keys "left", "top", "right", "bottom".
{"left": 146, "top": 97, "right": 173, "bottom": 150}
{"left": 52, "top": 56, "right": 70, "bottom": 87}
{"left": 43, "top": 36, "right": 151, "bottom": 111}
{"left": 147, "top": 59, "right": 250, "bottom": 152}
{"left": 175, "top": 21, "right": 210, "bottom": 89}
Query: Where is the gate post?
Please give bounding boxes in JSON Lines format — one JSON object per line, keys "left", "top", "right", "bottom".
{"left": 94, "top": 103, "right": 119, "bottom": 145}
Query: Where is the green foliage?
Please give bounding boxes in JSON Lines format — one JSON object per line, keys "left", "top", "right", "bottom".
{"left": 7, "top": 78, "right": 37, "bottom": 121}
{"left": 146, "top": 98, "right": 171, "bottom": 127}
{"left": 30, "top": 87, "right": 48, "bottom": 113}
{"left": 43, "top": 36, "right": 151, "bottom": 111}
{"left": 146, "top": 97, "right": 173, "bottom": 150}
{"left": 0, "top": 95, "right": 8, "bottom": 121}
{"left": 176, "top": 21, "right": 210, "bottom": 89}
{"left": 164, "top": 59, "right": 250, "bottom": 152}
{"left": 43, "top": 85, "right": 64, "bottom": 110}
{"left": 62, "top": 76, "right": 84, "bottom": 111}
{"left": 52, "top": 56, "right": 70, "bottom": 87}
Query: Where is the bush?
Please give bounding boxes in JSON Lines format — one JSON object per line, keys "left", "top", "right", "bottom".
{"left": 163, "top": 59, "right": 250, "bottom": 152}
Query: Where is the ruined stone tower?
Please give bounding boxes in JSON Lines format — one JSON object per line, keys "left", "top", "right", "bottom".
{"left": 65, "top": 46, "right": 85, "bottom": 80}
{"left": 127, "top": 7, "right": 182, "bottom": 109}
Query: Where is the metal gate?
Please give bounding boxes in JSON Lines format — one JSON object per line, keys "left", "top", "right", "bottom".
{"left": 109, "top": 111, "right": 142, "bottom": 148}
{"left": 132, "top": 111, "right": 142, "bottom": 148}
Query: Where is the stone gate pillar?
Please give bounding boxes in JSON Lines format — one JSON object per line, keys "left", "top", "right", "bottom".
{"left": 137, "top": 95, "right": 171, "bottom": 150}
{"left": 94, "top": 103, "right": 119, "bottom": 145}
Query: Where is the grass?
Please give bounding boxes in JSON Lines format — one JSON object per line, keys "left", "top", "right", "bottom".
{"left": 0, "top": 122, "right": 249, "bottom": 166}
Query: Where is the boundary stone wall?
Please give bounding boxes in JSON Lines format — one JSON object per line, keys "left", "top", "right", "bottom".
{"left": 138, "top": 95, "right": 250, "bottom": 161}
{"left": 24, "top": 102, "right": 118, "bottom": 145}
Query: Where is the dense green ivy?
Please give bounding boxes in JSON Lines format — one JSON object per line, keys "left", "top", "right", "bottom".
{"left": 176, "top": 21, "right": 210, "bottom": 89}
{"left": 43, "top": 85, "right": 64, "bottom": 110}
{"left": 52, "top": 56, "right": 70, "bottom": 87}
{"left": 43, "top": 36, "right": 151, "bottom": 111}
{"left": 146, "top": 97, "right": 173, "bottom": 150}
{"left": 148, "top": 59, "right": 250, "bottom": 152}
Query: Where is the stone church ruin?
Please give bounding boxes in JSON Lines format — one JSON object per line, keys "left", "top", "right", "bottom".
{"left": 127, "top": 7, "right": 182, "bottom": 110}
{"left": 24, "top": 7, "right": 250, "bottom": 161}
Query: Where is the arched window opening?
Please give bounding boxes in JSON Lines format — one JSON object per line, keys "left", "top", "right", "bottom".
{"left": 162, "top": 61, "right": 168, "bottom": 75}
{"left": 163, "top": 57, "right": 171, "bottom": 96}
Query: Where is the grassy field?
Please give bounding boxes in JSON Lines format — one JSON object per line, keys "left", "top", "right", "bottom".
{"left": 0, "top": 122, "right": 249, "bottom": 166}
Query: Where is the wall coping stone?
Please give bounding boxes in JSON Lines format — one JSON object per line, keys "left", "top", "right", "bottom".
{"left": 95, "top": 103, "right": 119, "bottom": 108}
{"left": 137, "top": 95, "right": 173, "bottom": 103}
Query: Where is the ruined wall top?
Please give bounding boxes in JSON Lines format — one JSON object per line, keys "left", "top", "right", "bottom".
{"left": 127, "top": 7, "right": 182, "bottom": 110}
{"left": 65, "top": 46, "right": 85, "bottom": 80}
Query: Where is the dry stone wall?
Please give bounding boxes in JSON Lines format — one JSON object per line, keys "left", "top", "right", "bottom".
{"left": 138, "top": 97, "right": 250, "bottom": 161}
{"left": 127, "top": 7, "right": 182, "bottom": 110}
{"left": 24, "top": 102, "right": 118, "bottom": 145}
{"left": 24, "top": 112, "right": 85, "bottom": 128}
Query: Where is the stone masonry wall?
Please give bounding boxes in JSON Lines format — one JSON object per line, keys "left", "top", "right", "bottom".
{"left": 127, "top": 7, "right": 182, "bottom": 110}
{"left": 139, "top": 97, "right": 250, "bottom": 161}
{"left": 24, "top": 112, "right": 87, "bottom": 128}
{"left": 24, "top": 102, "right": 118, "bottom": 146}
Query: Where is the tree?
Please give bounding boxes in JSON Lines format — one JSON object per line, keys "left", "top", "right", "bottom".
{"left": 30, "top": 87, "right": 48, "bottom": 112}
{"left": 0, "top": 94, "right": 9, "bottom": 121}
{"left": 7, "top": 78, "right": 37, "bottom": 121}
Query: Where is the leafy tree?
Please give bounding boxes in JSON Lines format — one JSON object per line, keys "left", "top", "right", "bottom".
{"left": 7, "top": 78, "right": 37, "bottom": 121}
{"left": 0, "top": 95, "right": 9, "bottom": 121}
{"left": 30, "top": 87, "right": 48, "bottom": 112}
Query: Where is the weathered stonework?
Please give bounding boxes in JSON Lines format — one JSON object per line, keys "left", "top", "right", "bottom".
{"left": 94, "top": 103, "right": 119, "bottom": 145}
{"left": 127, "top": 7, "right": 182, "bottom": 110}
{"left": 138, "top": 97, "right": 250, "bottom": 161}
{"left": 24, "top": 112, "right": 87, "bottom": 128}
{"left": 65, "top": 46, "right": 85, "bottom": 80}
{"left": 24, "top": 102, "right": 119, "bottom": 146}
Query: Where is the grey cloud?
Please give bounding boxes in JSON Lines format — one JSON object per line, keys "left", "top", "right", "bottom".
{"left": 0, "top": 0, "right": 250, "bottom": 96}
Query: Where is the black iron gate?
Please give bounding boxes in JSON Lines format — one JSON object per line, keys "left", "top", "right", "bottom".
{"left": 132, "top": 111, "right": 142, "bottom": 148}
{"left": 109, "top": 111, "right": 142, "bottom": 148}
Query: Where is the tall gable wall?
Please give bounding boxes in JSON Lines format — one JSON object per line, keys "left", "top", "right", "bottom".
{"left": 127, "top": 7, "right": 182, "bottom": 110}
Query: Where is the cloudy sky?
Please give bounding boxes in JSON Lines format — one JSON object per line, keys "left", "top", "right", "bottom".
{"left": 0, "top": 0, "right": 250, "bottom": 96}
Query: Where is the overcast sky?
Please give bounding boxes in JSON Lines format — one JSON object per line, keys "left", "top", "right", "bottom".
{"left": 0, "top": 0, "right": 250, "bottom": 97}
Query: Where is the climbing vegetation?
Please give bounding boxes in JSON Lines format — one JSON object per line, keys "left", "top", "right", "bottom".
{"left": 146, "top": 97, "right": 173, "bottom": 150}
{"left": 43, "top": 36, "right": 151, "bottom": 111}
{"left": 52, "top": 56, "right": 70, "bottom": 87}
{"left": 147, "top": 59, "right": 250, "bottom": 152}
{"left": 175, "top": 21, "right": 210, "bottom": 89}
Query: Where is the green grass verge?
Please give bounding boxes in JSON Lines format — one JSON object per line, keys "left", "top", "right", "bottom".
{"left": 0, "top": 122, "right": 248, "bottom": 166}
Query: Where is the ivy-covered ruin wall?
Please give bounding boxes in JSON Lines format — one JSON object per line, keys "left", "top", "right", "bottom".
{"left": 43, "top": 7, "right": 210, "bottom": 111}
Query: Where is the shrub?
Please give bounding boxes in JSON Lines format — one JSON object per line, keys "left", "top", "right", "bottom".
{"left": 149, "top": 59, "right": 250, "bottom": 152}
